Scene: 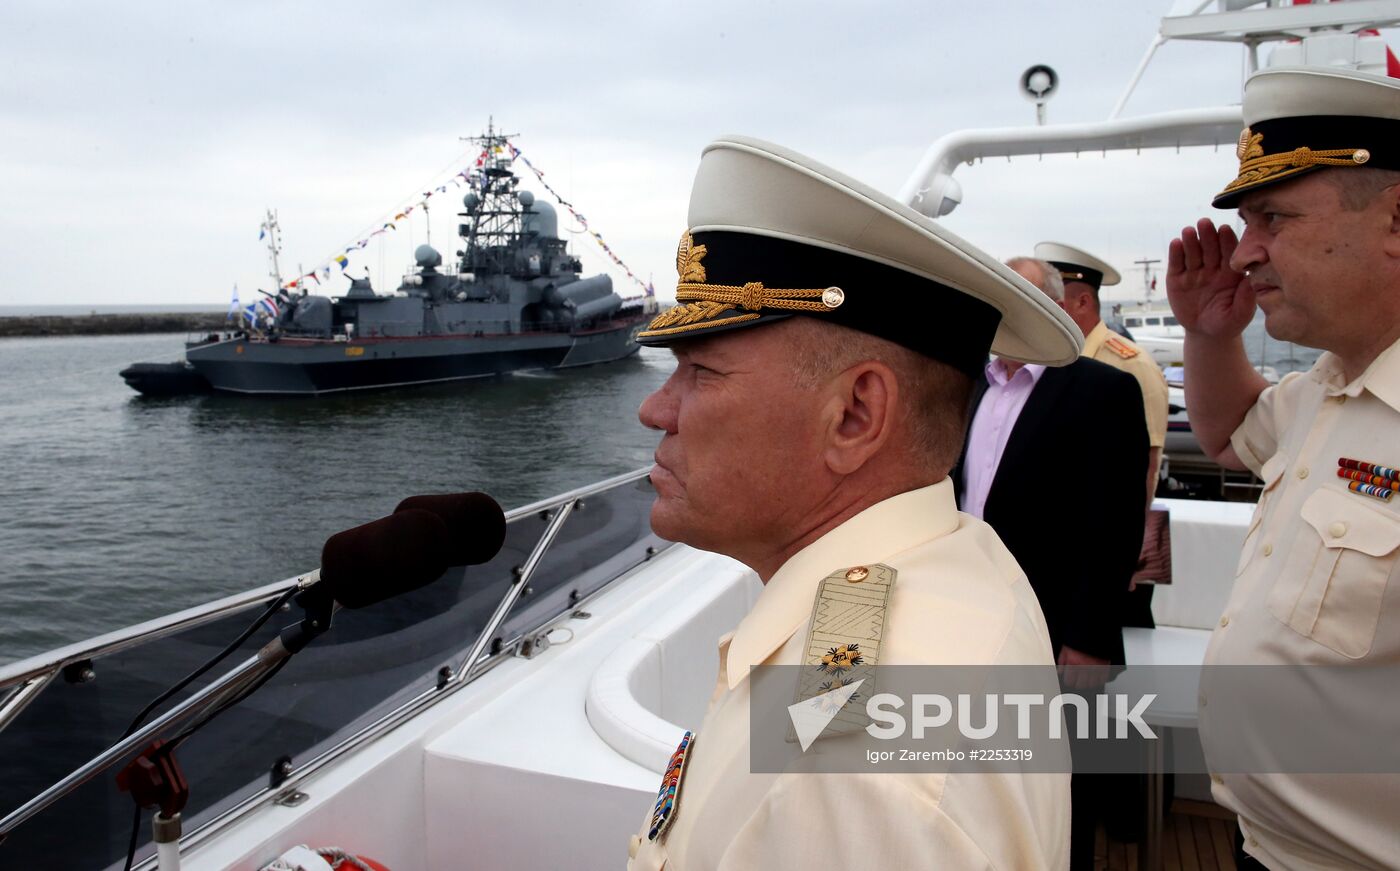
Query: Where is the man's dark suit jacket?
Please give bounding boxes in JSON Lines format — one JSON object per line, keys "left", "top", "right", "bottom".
{"left": 954, "top": 357, "right": 1148, "bottom": 664}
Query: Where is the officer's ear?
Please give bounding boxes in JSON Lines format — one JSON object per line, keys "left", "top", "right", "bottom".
{"left": 1384, "top": 181, "right": 1400, "bottom": 253}
{"left": 822, "top": 360, "right": 898, "bottom": 476}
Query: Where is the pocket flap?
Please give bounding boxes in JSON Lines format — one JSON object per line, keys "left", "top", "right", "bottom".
{"left": 1259, "top": 452, "right": 1288, "bottom": 490}
{"left": 1301, "top": 488, "right": 1400, "bottom": 557}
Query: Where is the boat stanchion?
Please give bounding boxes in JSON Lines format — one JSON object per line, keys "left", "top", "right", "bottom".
{"left": 453, "top": 499, "right": 576, "bottom": 681}
{"left": 116, "top": 738, "right": 189, "bottom": 871}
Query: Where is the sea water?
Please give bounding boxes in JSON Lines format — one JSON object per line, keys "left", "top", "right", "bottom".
{"left": 0, "top": 313, "right": 1317, "bottom": 667}
{"left": 0, "top": 333, "right": 674, "bottom": 666}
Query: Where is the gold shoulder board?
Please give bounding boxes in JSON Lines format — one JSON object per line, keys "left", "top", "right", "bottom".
{"left": 787, "top": 563, "right": 896, "bottom": 747}
{"left": 1105, "top": 336, "right": 1139, "bottom": 359}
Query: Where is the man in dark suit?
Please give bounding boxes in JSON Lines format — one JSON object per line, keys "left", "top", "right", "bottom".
{"left": 953, "top": 256, "right": 1149, "bottom": 871}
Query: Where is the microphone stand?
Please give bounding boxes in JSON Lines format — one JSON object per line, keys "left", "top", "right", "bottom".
{"left": 0, "top": 592, "right": 336, "bottom": 867}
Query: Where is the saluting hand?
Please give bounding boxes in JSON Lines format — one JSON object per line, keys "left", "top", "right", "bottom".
{"left": 1166, "top": 218, "right": 1255, "bottom": 339}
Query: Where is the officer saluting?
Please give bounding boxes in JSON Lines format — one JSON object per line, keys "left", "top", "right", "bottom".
{"left": 1167, "top": 66, "right": 1400, "bottom": 869}
{"left": 1035, "top": 241, "right": 1170, "bottom": 499}
{"left": 628, "top": 136, "right": 1077, "bottom": 869}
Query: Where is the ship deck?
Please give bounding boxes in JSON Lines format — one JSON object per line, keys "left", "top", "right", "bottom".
{"left": 1098, "top": 800, "right": 1240, "bottom": 871}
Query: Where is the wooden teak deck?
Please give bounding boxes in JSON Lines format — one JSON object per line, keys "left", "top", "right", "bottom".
{"left": 1098, "top": 800, "right": 1239, "bottom": 871}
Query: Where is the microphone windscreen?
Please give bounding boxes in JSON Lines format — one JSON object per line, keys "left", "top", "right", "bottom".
{"left": 320, "top": 508, "right": 451, "bottom": 608}
{"left": 393, "top": 492, "right": 506, "bottom": 566}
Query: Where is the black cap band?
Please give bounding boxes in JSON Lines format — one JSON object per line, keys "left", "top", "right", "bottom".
{"left": 638, "top": 230, "right": 1002, "bottom": 378}
{"left": 1215, "top": 114, "right": 1400, "bottom": 208}
{"left": 1047, "top": 260, "right": 1104, "bottom": 292}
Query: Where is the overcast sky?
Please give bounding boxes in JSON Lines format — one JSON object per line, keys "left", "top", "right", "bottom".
{"left": 3, "top": 1, "right": 1393, "bottom": 307}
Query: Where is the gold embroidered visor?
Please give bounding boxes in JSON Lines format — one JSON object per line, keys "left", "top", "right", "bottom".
{"left": 1213, "top": 115, "right": 1399, "bottom": 208}
{"left": 636, "top": 230, "right": 1003, "bottom": 378}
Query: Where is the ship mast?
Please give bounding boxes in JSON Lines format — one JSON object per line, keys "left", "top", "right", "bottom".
{"left": 1134, "top": 257, "right": 1160, "bottom": 302}
{"left": 457, "top": 118, "right": 522, "bottom": 277}
{"left": 260, "top": 209, "right": 285, "bottom": 292}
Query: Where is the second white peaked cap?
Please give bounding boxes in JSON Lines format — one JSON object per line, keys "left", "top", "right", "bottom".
{"left": 1214, "top": 66, "right": 1400, "bottom": 208}
{"left": 638, "top": 136, "right": 1082, "bottom": 367}
{"left": 1034, "top": 241, "right": 1122, "bottom": 289}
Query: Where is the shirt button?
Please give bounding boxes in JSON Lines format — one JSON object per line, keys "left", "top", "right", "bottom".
{"left": 1297, "top": 466, "right": 1309, "bottom": 479}
{"left": 1198, "top": 694, "right": 1208, "bottom": 708}
{"left": 1262, "top": 543, "right": 1273, "bottom": 557}
{"left": 1211, "top": 773, "right": 1224, "bottom": 785}
{"left": 1329, "top": 521, "right": 1348, "bottom": 538}
{"left": 1220, "top": 616, "right": 1230, "bottom": 627}
{"left": 628, "top": 835, "right": 641, "bottom": 859}
{"left": 1335, "top": 395, "right": 1348, "bottom": 404}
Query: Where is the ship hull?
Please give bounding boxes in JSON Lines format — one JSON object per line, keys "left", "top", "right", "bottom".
{"left": 183, "top": 314, "right": 648, "bottom": 395}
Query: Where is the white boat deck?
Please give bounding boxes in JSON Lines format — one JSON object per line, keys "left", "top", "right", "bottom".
{"left": 181, "top": 545, "right": 759, "bottom": 870}
{"left": 142, "top": 498, "right": 1252, "bottom": 870}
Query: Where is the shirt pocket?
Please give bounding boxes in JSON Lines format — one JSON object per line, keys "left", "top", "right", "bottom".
{"left": 1235, "top": 452, "right": 1289, "bottom": 577}
{"left": 1266, "top": 487, "right": 1400, "bottom": 658}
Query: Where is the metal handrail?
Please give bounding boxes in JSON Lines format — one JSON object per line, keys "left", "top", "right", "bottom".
{"left": 0, "top": 467, "right": 651, "bottom": 691}
{"left": 132, "top": 493, "right": 645, "bottom": 868}
{"left": 0, "top": 577, "right": 306, "bottom": 688}
{"left": 0, "top": 674, "right": 55, "bottom": 734}
{"left": 454, "top": 500, "right": 574, "bottom": 682}
{"left": 0, "top": 647, "right": 279, "bottom": 838}
{"left": 0, "top": 466, "right": 662, "bottom": 862}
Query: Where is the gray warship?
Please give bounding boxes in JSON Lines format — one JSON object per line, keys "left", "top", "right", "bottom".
{"left": 121, "top": 127, "right": 653, "bottom": 396}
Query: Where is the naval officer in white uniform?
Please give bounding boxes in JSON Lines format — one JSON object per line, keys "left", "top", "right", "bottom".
{"left": 626, "top": 136, "right": 1082, "bottom": 870}
{"left": 1168, "top": 66, "right": 1400, "bottom": 869}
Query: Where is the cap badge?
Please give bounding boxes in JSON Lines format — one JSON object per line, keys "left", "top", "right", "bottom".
{"left": 1220, "top": 127, "right": 1373, "bottom": 200}
{"left": 844, "top": 565, "right": 868, "bottom": 583}
{"left": 676, "top": 231, "right": 708, "bottom": 283}
{"left": 638, "top": 230, "right": 848, "bottom": 340}
{"left": 1237, "top": 128, "right": 1264, "bottom": 162}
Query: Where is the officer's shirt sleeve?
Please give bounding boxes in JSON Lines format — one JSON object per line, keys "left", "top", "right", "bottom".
{"left": 1139, "top": 363, "right": 1170, "bottom": 449}
{"left": 1229, "top": 373, "right": 1304, "bottom": 476}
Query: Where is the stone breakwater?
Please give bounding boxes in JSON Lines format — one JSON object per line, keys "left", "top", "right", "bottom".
{"left": 0, "top": 312, "right": 227, "bottom": 338}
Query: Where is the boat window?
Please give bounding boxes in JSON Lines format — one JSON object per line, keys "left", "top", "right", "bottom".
{"left": 1125, "top": 317, "right": 1142, "bottom": 327}
{"left": 1165, "top": 316, "right": 1179, "bottom": 326}
{"left": 1146, "top": 317, "right": 1161, "bottom": 326}
{"left": 0, "top": 474, "right": 664, "bottom": 870}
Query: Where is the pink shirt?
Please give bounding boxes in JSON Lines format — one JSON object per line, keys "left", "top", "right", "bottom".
{"left": 961, "top": 359, "right": 1046, "bottom": 519}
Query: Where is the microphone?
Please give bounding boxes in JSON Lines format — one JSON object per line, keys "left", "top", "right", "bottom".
{"left": 393, "top": 491, "right": 507, "bottom": 567}
{"left": 316, "top": 508, "right": 453, "bottom": 610}
{"left": 312, "top": 491, "right": 506, "bottom": 611}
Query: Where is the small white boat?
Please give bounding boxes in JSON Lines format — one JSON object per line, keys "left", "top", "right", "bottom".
{"left": 1115, "top": 301, "right": 1186, "bottom": 367}
{"left": 1118, "top": 303, "right": 1185, "bottom": 343}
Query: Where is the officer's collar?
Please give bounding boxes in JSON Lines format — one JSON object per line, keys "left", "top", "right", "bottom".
{"left": 1081, "top": 320, "right": 1111, "bottom": 358}
{"left": 723, "top": 480, "right": 960, "bottom": 690}
{"left": 1312, "top": 334, "right": 1400, "bottom": 413}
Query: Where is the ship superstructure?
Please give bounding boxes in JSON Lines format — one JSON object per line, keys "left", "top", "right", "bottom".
{"left": 123, "top": 125, "right": 653, "bottom": 396}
